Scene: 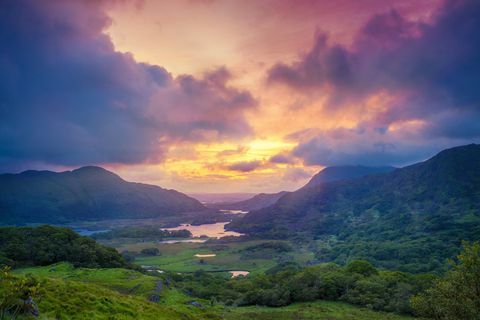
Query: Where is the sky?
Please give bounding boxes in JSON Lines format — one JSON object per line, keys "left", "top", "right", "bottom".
{"left": 1, "top": 0, "right": 479, "bottom": 193}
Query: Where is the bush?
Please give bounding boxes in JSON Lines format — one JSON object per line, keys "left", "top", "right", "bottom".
{"left": 412, "top": 242, "right": 480, "bottom": 319}
{"left": 0, "top": 225, "right": 128, "bottom": 268}
{"left": 346, "top": 260, "right": 378, "bottom": 277}
{"left": 0, "top": 267, "right": 40, "bottom": 318}
{"left": 140, "top": 248, "right": 160, "bottom": 256}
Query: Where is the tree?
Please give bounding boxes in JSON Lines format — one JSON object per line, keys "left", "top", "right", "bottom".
{"left": 140, "top": 248, "right": 160, "bottom": 256}
{"left": 411, "top": 242, "right": 480, "bottom": 319}
{"left": 345, "top": 260, "right": 378, "bottom": 277}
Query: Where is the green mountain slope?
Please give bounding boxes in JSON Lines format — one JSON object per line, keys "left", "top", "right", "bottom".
{"left": 12, "top": 263, "right": 221, "bottom": 320}
{"left": 212, "top": 166, "right": 394, "bottom": 212}
{"left": 230, "top": 144, "right": 480, "bottom": 272}
{"left": 301, "top": 165, "right": 396, "bottom": 189}
{"left": 0, "top": 166, "right": 205, "bottom": 224}
{"left": 209, "top": 191, "right": 290, "bottom": 211}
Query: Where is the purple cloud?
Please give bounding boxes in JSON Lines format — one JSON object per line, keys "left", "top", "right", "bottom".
{"left": 226, "top": 160, "right": 263, "bottom": 172}
{"left": 269, "top": 153, "right": 296, "bottom": 164}
{"left": 0, "top": 0, "right": 255, "bottom": 171}
{"left": 268, "top": 0, "right": 480, "bottom": 166}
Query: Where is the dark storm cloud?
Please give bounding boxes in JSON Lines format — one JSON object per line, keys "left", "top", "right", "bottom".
{"left": 268, "top": 0, "right": 480, "bottom": 119}
{"left": 0, "top": 0, "right": 255, "bottom": 171}
{"left": 268, "top": 0, "right": 480, "bottom": 166}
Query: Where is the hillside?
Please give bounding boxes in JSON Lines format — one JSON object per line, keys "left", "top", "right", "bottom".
{"left": 212, "top": 166, "right": 394, "bottom": 211}
{"left": 0, "top": 166, "right": 205, "bottom": 224}
{"left": 10, "top": 263, "right": 221, "bottom": 320}
{"left": 0, "top": 225, "right": 130, "bottom": 268}
{"left": 301, "top": 165, "right": 396, "bottom": 189}
{"left": 230, "top": 144, "right": 480, "bottom": 271}
{"left": 6, "top": 263, "right": 416, "bottom": 320}
{"left": 209, "top": 191, "right": 289, "bottom": 211}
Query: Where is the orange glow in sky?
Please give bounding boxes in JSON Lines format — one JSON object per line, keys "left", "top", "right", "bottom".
{"left": 101, "top": 0, "right": 440, "bottom": 193}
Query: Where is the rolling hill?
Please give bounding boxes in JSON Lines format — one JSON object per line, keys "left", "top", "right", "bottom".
{"left": 208, "top": 191, "right": 289, "bottom": 211}
{"left": 229, "top": 144, "right": 480, "bottom": 271}
{"left": 212, "top": 166, "right": 394, "bottom": 211}
{"left": 301, "top": 165, "right": 395, "bottom": 189}
{"left": 0, "top": 166, "right": 205, "bottom": 224}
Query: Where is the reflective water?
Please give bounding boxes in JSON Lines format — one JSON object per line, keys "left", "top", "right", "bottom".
{"left": 220, "top": 209, "right": 249, "bottom": 215}
{"left": 162, "top": 222, "right": 243, "bottom": 238}
{"left": 158, "top": 239, "right": 206, "bottom": 244}
{"left": 229, "top": 271, "right": 249, "bottom": 278}
{"left": 75, "top": 229, "right": 110, "bottom": 236}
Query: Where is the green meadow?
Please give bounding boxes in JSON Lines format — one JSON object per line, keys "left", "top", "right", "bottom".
{"left": 14, "top": 263, "right": 221, "bottom": 320}
{"left": 225, "top": 301, "right": 416, "bottom": 320}
{"left": 13, "top": 263, "right": 418, "bottom": 320}
{"left": 101, "top": 238, "right": 314, "bottom": 274}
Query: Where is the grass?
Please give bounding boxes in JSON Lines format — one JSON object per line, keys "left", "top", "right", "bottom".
{"left": 105, "top": 239, "right": 314, "bottom": 274}
{"left": 12, "top": 263, "right": 419, "bottom": 320}
{"left": 224, "top": 301, "right": 417, "bottom": 320}
{"left": 14, "top": 263, "right": 221, "bottom": 320}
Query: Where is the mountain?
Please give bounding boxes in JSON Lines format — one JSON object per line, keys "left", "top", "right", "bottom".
{"left": 209, "top": 191, "right": 290, "bottom": 211}
{"left": 189, "top": 193, "right": 256, "bottom": 204}
{"left": 301, "top": 165, "right": 396, "bottom": 189}
{"left": 0, "top": 166, "right": 205, "bottom": 224}
{"left": 229, "top": 144, "right": 480, "bottom": 272}
{"left": 213, "top": 166, "right": 394, "bottom": 211}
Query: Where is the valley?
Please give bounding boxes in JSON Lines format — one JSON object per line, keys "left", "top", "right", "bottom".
{"left": 3, "top": 1, "right": 480, "bottom": 318}
{"left": 2, "top": 145, "right": 480, "bottom": 319}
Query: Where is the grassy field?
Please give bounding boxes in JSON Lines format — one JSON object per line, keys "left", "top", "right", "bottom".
{"left": 104, "top": 239, "right": 314, "bottom": 274}
{"left": 15, "top": 263, "right": 221, "bottom": 320}
{"left": 225, "top": 301, "right": 416, "bottom": 320}
{"left": 13, "top": 263, "right": 419, "bottom": 320}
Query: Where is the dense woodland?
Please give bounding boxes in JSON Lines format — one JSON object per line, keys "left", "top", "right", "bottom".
{"left": 0, "top": 225, "right": 128, "bottom": 268}
{"left": 1, "top": 227, "right": 479, "bottom": 319}
{"left": 143, "top": 242, "right": 480, "bottom": 318}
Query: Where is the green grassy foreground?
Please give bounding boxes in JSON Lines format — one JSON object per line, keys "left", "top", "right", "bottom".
{"left": 225, "top": 301, "right": 416, "bottom": 320}
{"left": 12, "top": 263, "right": 418, "bottom": 320}
{"left": 14, "top": 263, "right": 221, "bottom": 320}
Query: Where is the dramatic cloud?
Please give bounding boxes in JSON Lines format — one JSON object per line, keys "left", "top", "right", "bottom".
{"left": 291, "top": 127, "right": 439, "bottom": 166}
{"left": 269, "top": 153, "right": 296, "bottom": 164}
{"left": 226, "top": 160, "right": 263, "bottom": 173}
{"left": 0, "top": 0, "right": 255, "bottom": 170}
{"left": 268, "top": 0, "right": 480, "bottom": 166}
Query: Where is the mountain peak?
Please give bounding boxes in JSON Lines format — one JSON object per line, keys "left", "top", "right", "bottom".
{"left": 72, "top": 166, "right": 110, "bottom": 173}
{"left": 0, "top": 166, "right": 205, "bottom": 224}
{"left": 302, "top": 165, "right": 396, "bottom": 189}
{"left": 71, "top": 166, "right": 123, "bottom": 180}
{"left": 430, "top": 143, "right": 480, "bottom": 160}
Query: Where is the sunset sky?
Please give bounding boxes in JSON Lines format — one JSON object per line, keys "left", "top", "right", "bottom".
{"left": 1, "top": 0, "right": 479, "bottom": 193}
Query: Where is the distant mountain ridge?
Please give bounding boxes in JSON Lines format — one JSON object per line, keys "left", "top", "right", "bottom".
{"left": 229, "top": 144, "right": 480, "bottom": 271}
{"left": 301, "top": 165, "right": 396, "bottom": 189}
{"left": 209, "top": 191, "right": 290, "bottom": 211}
{"left": 214, "top": 165, "right": 396, "bottom": 211}
{"left": 0, "top": 166, "right": 205, "bottom": 224}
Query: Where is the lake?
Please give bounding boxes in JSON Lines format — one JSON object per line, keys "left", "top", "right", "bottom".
{"left": 75, "top": 229, "right": 110, "bottom": 236}
{"left": 220, "top": 209, "right": 249, "bottom": 215}
{"left": 229, "top": 271, "right": 249, "bottom": 278}
{"left": 161, "top": 222, "right": 243, "bottom": 238}
{"left": 158, "top": 239, "right": 206, "bottom": 244}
